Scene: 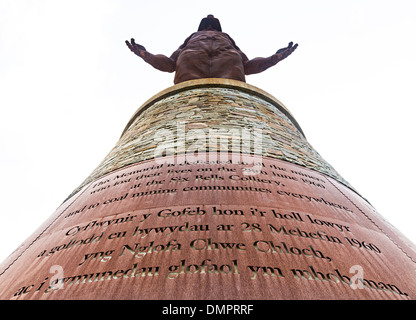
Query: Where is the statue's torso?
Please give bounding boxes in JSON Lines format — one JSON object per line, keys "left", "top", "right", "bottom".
{"left": 174, "top": 31, "right": 246, "bottom": 84}
{"left": 184, "top": 31, "right": 237, "bottom": 53}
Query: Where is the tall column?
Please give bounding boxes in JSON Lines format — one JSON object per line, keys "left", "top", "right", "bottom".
{"left": 1, "top": 79, "right": 415, "bottom": 299}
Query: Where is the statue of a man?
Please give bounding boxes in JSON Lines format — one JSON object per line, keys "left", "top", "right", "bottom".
{"left": 126, "top": 15, "right": 298, "bottom": 84}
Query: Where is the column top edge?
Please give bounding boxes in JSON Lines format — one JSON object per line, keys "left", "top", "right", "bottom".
{"left": 121, "top": 78, "right": 305, "bottom": 138}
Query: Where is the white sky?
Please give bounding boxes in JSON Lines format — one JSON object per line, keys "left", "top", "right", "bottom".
{"left": 0, "top": 0, "right": 415, "bottom": 263}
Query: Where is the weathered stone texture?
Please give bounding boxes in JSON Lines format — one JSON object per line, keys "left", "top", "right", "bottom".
{"left": 70, "top": 79, "right": 351, "bottom": 198}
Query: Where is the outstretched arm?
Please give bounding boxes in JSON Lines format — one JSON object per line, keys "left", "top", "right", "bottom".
{"left": 244, "top": 42, "right": 298, "bottom": 75}
{"left": 125, "top": 38, "right": 176, "bottom": 73}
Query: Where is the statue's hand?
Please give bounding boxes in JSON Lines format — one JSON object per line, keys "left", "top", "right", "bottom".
{"left": 125, "top": 38, "right": 147, "bottom": 59}
{"left": 273, "top": 42, "right": 298, "bottom": 62}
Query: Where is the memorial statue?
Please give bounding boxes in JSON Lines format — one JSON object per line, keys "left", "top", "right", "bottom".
{"left": 126, "top": 15, "right": 298, "bottom": 84}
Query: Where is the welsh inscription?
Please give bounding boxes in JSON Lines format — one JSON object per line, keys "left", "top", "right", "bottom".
{"left": 10, "top": 158, "right": 411, "bottom": 299}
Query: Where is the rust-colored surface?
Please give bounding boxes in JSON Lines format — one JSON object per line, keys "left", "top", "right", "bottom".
{"left": 1, "top": 153, "right": 415, "bottom": 299}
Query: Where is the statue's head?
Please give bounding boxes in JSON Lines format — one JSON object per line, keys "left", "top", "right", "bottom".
{"left": 198, "top": 15, "right": 222, "bottom": 32}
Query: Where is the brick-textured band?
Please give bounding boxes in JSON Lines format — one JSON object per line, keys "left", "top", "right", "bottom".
{"left": 68, "top": 78, "right": 353, "bottom": 199}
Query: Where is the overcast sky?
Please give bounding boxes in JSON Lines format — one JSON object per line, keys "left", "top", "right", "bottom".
{"left": 0, "top": 0, "right": 415, "bottom": 263}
